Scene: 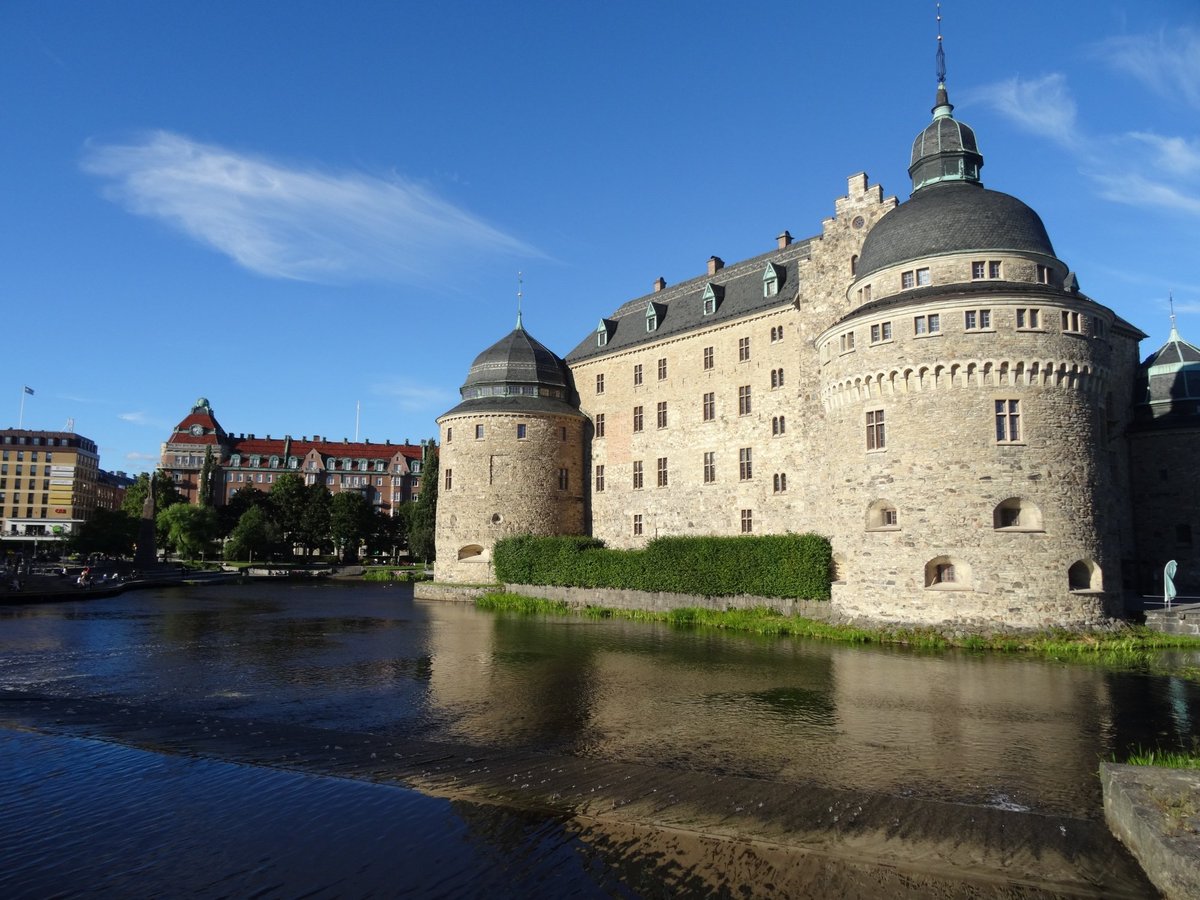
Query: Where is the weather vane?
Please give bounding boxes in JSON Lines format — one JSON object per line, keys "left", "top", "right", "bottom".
{"left": 936, "top": 3, "right": 946, "bottom": 85}
{"left": 516, "top": 271, "right": 524, "bottom": 330}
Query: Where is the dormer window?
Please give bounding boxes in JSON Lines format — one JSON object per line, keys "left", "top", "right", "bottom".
{"left": 645, "top": 301, "right": 662, "bottom": 332}
{"left": 762, "top": 263, "right": 783, "bottom": 297}
{"left": 230, "top": 454, "right": 241, "bottom": 466}
{"left": 269, "top": 455, "right": 280, "bottom": 468}
{"left": 596, "top": 318, "right": 612, "bottom": 347}
{"left": 701, "top": 283, "right": 723, "bottom": 316}
{"left": 250, "top": 455, "right": 261, "bottom": 467}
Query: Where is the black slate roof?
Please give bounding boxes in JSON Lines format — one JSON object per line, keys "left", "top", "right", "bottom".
{"left": 438, "top": 395, "right": 585, "bottom": 420}
{"left": 565, "top": 241, "right": 812, "bottom": 363}
{"left": 462, "top": 325, "right": 570, "bottom": 391}
{"left": 855, "top": 181, "right": 1056, "bottom": 279}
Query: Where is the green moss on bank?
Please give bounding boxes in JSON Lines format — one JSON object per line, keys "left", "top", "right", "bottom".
{"left": 475, "top": 592, "right": 1200, "bottom": 677}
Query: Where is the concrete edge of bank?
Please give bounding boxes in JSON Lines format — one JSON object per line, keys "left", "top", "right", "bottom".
{"left": 1101, "top": 762, "right": 1200, "bottom": 899}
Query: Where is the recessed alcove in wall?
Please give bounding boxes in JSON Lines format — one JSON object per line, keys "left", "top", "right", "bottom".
{"left": 866, "top": 499, "right": 900, "bottom": 532}
{"left": 992, "top": 497, "right": 1044, "bottom": 532}
{"left": 924, "top": 556, "right": 972, "bottom": 590}
{"left": 491, "top": 513, "right": 503, "bottom": 525}
{"left": 1068, "top": 559, "right": 1102, "bottom": 592}
{"left": 457, "top": 544, "right": 484, "bottom": 561}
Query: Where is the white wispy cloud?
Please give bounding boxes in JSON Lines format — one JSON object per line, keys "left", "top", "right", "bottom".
{"left": 118, "top": 410, "right": 170, "bottom": 428}
{"left": 82, "top": 131, "right": 542, "bottom": 284}
{"left": 124, "top": 451, "right": 159, "bottom": 463}
{"left": 971, "top": 31, "right": 1200, "bottom": 221}
{"left": 1092, "top": 28, "right": 1200, "bottom": 110}
{"left": 965, "top": 73, "right": 1079, "bottom": 149}
{"left": 370, "top": 379, "right": 455, "bottom": 412}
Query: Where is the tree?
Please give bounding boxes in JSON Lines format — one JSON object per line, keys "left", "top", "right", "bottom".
{"left": 158, "top": 503, "right": 218, "bottom": 559}
{"left": 408, "top": 441, "right": 438, "bottom": 562}
{"left": 68, "top": 508, "right": 138, "bottom": 558}
{"left": 225, "top": 505, "right": 281, "bottom": 561}
{"left": 329, "top": 491, "right": 374, "bottom": 562}
{"left": 296, "top": 484, "right": 332, "bottom": 557}
{"left": 122, "top": 471, "right": 186, "bottom": 518}
{"left": 217, "top": 487, "right": 270, "bottom": 538}
{"left": 197, "top": 447, "right": 217, "bottom": 507}
{"left": 269, "top": 473, "right": 308, "bottom": 556}
{"left": 365, "top": 509, "right": 403, "bottom": 562}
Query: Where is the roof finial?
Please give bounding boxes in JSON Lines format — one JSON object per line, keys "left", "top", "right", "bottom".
{"left": 1169, "top": 291, "right": 1179, "bottom": 340}
{"left": 516, "top": 271, "right": 524, "bottom": 331}
{"left": 932, "top": 3, "right": 953, "bottom": 118}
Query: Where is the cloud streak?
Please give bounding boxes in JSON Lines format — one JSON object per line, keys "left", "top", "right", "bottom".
{"left": 969, "top": 29, "right": 1200, "bottom": 221}
{"left": 370, "top": 378, "right": 455, "bottom": 412}
{"left": 118, "top": 410, "right": 170, "bottom": 428}
{"left": 83, "top": 131, "right": 542, "bottom": 284}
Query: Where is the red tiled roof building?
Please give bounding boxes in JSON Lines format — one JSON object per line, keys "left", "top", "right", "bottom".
{"left": 160, "top": 398, "right": 425, "bottom": 515}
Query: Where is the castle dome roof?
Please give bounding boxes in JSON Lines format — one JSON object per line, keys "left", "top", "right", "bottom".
{"left": 439, "top": 317, "right": 582, "bottom": 419}
{"left": 855, "top": 181, "right": 1057, "bottom": 279}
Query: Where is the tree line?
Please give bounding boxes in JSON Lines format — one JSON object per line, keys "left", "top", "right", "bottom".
{"left": 70, "top": 444, "right": 439, "bottom": 564}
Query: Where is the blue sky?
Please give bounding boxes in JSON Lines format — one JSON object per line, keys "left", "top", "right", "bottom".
{"left": 3, "top": 1, "right": 1198, "bottom": 474}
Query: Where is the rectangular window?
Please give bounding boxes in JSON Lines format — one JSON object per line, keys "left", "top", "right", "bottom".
{"left": 633, "top": 406, "right": 644, "bottom": 432}
{"left": 1036, "top": 264, "right": 1051, "bottom": 284}
{"left": 1062, "top": 310, "right": 1082, "bottom": 333}
{"left": 633, "top": 364, "right": 643, "bottom": 386}
{"left": 703, "top": 451, "right": 715, "bottom": 484}
{"left": 632, "top": 460, "right": 643, "bottom": 489}
{"left": 475, "top": 424, "right": 484, "bottom": 439}
{"left": 770, "top": 326, "right": 783, "bottom": 343}
{"left": 840, "top": 332, "right": 855, "bottom": 352}
{"left": 444, "top": 468, "right": 453, "bottom": 490}
{"left": 964, "top": 309, "right": 991, "bottom": 331}
{"left": 773, "top": 472, "right": 787, "bottom": 493}
{"left": 989, "top": 260, "right": 1002, "bottom": 279}
{"left": 866, "top": 409, "right": 885, "bottom": 450}
{"left": 594, "top": 412, "right": 605, "bottom": 438}
{"left": 517, "top": 423, "right": 527, "bottom": 439}
{"left": 995, "top": 399, "right": 1021, "bottom": 443}
{"left": 739, "top": 447, "right": 752, "bottom": 480}
{"left": 595, "top": 464, "right": 605, "bottom": 492}
{"left": 656, "top": 401, "right": 667, "bottom": 429}
{"left": 657, "top": 358, "right": 667, "bottom": 380}
{"left": 596, "top": 373, "right": 605, "bottom": 394}
{"left": 901, "top": 270, "right": 914, "bottom": 289}
{"left": 740, "top": 509, "right": 753, "bottom": 533}
{"left": 656, "top": 457, "right": 668, "bottom": 487}
{"left": 870, "top": 322, "right": 892, "bottom": 343}
{"left": 1016, "top": 308, "right": 1042, "bottom": 329}
{"left": 633, "top": 514, "right": 643, "bottom": 536}
{"left": 703, "top": 346, "right": 714, "bottom": 370}
{"left": 558, "top": 468, "right": 569, "bottom": 490}
{"left": 738, "top": 385, "right": 751, "bottom": 416}
{"left": 1092, "top": 316, "right": 1105, "bottom": 338}
{"left": 972, "top": 261, "right": 986, "bottom": 279}
{"left": 703, "top": 392, "right": 715, "bottom": 422}
{"left": 738, "top": 337, "right": 750, "bottom": 361}
{"left": 916, "top": 267, "right": 931, "bottom": 285}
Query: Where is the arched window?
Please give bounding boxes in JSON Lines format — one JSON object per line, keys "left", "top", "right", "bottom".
{"left": 993, "top": 498, "right": 1044, "bottom": 532}
{"left": 1068, "top": 560, "right": 1102, "bottom": 591}
{"left": 850, "top": 254, "right": 858, "bottom": 276}
{"left": 925, "top": 556, "right": 971, "bottom": 590}
{"left": 866, "top": 499, "right": 899, "bottom": 531}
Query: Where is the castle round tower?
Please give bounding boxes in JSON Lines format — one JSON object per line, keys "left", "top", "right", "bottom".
{"left": 434, "top": 315, "right": 586, "bottom": 583}
{"left": 815, "top": 76, "right": 1143, "bottom": 629}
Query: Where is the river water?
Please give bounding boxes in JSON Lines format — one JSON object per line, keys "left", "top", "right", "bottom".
{"left": 0, "top": 581, "right": 1194, "bottom": 897}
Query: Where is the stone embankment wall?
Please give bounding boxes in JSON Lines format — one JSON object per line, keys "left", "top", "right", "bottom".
{"left": 503, "top": 583, "right": 833, "bottom": 620}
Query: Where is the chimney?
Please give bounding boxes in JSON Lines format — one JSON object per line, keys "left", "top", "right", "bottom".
{"left": 653, "top": 276, "right": 666, "bottom": 292}
{"left": 777, "top": 231, "right": 792, "bottom": 249}
{"left": 707, "top": 256, "right": 724, "bottom": 275}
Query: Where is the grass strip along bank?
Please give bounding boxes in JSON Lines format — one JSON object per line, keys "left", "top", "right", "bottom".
{"left": 475, "top": 593, "right": 1200, "bottom": 679}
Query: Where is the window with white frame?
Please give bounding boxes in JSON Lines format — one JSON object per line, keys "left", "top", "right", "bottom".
{"left": 964, "top": 309, "right": 992, "bottom": 331}
{"left": 738, "top": 337, "right": 750, "bottom": 362}
{"left": 739, "top": 447, "right": 752, "bottom": 480}
{"left": 866, "top": 409, "right": 885, "bottom": 450}
{"left": 703, "top": 392, "right": 715, "bottom": 422}
{"left": 870, "top": 322, "right": 893, "bottom": 343}
{"left": 632, "top": 460, "right": 643, "bottom": 489}
{"left": 738, "top": 385, "right": 751, "bottom": 416}
{"left": 595, "top": 464, "right": 605, "bottom": 492}
{"left": 740, "top": 509, "right": 753, "bottom": 533}
{"left": 633, "top": 513, "right": 643, "bottom": 536}
{"left": 914, "top": 313, "right": 940, "bottom": 335}
{"left": 703, "top": 346, "right": 714, "bottom": 370}
{"left": 703, "top": 451, "right": 715, "bottom": 484}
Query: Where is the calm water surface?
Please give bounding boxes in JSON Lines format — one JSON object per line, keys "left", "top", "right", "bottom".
{"left": 0, "top": 582, "right": 1195, "bottom": 895}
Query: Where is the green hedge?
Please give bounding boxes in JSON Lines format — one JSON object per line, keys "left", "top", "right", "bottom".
{"left": 493, "top": 533, "right": 831, "bottom": 600}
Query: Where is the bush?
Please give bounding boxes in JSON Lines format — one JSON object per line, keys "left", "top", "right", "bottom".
{"left": 493, "top": 533, "right": 832, "bottom": 600}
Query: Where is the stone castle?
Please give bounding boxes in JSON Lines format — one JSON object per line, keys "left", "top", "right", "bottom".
{"left": 433, "top": 66, "right": 1200, "bottom": 629}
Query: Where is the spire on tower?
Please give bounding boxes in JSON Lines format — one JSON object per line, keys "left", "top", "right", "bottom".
{"left": 933, "top": 3, "right": 952, "bottom": 116}
{"left": 516, "top": 271, "right": 524, "bottom": 331}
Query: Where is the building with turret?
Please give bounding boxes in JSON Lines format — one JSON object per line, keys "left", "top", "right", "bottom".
{"left": 161, "top": 398, "right": 426, "bottom": 516}
{"left": 434, "top": 55, "right": 1195, "bottom": 628}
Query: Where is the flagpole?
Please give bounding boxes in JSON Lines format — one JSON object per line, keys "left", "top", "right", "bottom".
{"left": 18, "top": 387, "right": 26, "bottom": 429}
